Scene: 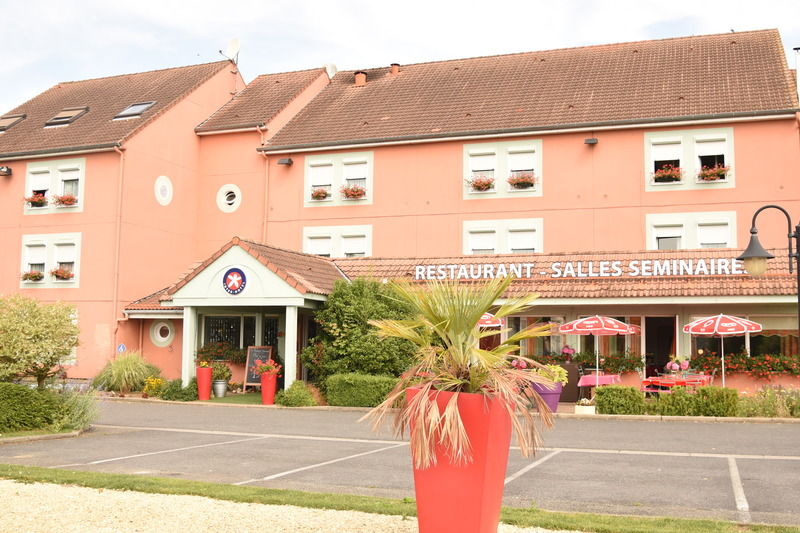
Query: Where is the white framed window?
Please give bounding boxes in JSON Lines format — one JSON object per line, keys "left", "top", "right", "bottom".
{"left": 19, "top": 233, "right": 82, "bottom": 288}
{"left": 24, "top": 158, "right": 86, "bottom": 213}
{"left": 304, "top": 152, "right": 373, "bottom": 206}
{"left": 644, "top": 127, "right": 734, "bottom": 191}
{"left": 463, "top": 218, "right": 544, "bottom": 255}
{"left": 463, "top": 140, "right": 543, "bottom": 199}
{"left": 302, "top": 225, "right": 372, "bottom": 258}
{"left": 646, "top": 212, "right": 736, "bottom": 250}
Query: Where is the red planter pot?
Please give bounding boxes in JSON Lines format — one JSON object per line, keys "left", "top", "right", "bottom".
{"left": 407, "top": 388, "right": 512, "bottom": 533}
{"left": 260, "top": 373, "right": 277, "bottom": 405}
{"left": 196, "top": 366, "right": 212, "bottom": 401}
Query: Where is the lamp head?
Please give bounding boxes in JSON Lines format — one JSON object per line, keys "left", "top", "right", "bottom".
{"left": 736, "top": 231, "right": 774, "bottom": 276}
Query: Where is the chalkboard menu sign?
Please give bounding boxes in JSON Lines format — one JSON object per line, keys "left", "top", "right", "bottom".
{"left": 244, "top": 346, "right": 273, "bottom": 390}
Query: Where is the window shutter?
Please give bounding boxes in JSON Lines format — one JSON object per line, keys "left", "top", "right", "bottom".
{"left": 306, "top": 236, "right": 332, "bottom": 256}
{"left": 651, "top": 142, "right": 681, "bottom": 161}
{"left": 30, "top": 170, "right": 50, "bottom": 192}
{"left": 697, "top": 223, "right": 729, "bottom": 248}
{"left": 343, "top": 161, "right": 367, "bottom": 180}
{"left": 695, "top": 139, "right": 725, "bottom": 157}
{"left": 508, "top": 151, "right": 535, "bottom": 172}
{"left": 309, "top": 164, "right": 333, "bottom": 187}
{"left": 508, "top": 229, "right": 536, "bottom": 253}
{"left": 56, "top": 243, "right": 77, "bottom": 263}
{"left": 342, "top": 235, "right": 367, "bottom": 256}
{"left": 26, "top": 244, "right": 46, "bottom": 264}
{"left": 469, "top": 153, "right": 495, "bottom": 172}
{"left": 469, "top": 230, "right": 496, "bottom": 254}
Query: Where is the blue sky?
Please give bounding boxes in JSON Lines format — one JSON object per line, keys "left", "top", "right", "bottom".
{"left": 2, "top": 0, "right": 799, "bottom": 115}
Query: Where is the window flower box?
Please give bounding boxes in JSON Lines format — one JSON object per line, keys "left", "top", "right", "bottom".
{"left": 507, "top": 173, "right": 536, "bottom": 190}
{"left": 53, "top": 194, "right": 78, "bottom": 206}
{"left": 310, "top": 188, "right": 330, "bottom": 201}
{"left": 50, "top": 268, "right": 74, "bottom": 281}
{"left": 21, "top": 270, "right": 44, "bottom": 282}
{"left": 652, "top": 164, "right": 683, "bottom": 183}
{"left": 697, "top": 164, "right": 729, "bottom": 181}
{"left": 25, "top": 194, "right": 48, "bottom": 207}
{"left": 468, "top": 176, "right": 495, "bottom": 192}
{"left": 341, "top": 184, "right": 366, "bottom": 199}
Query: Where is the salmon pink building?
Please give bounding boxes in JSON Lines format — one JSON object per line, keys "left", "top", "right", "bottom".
{"left": 1, "top": 30, "right": 799, "bottom": 389}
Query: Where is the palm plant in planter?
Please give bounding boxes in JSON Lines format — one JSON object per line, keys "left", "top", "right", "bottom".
{"left": 362, "top": 277, "right": 554, "bottom": 533}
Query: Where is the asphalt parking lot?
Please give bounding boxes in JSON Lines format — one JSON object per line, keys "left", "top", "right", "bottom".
{"left": 2, "top": 399, "right": 799, "bottom": 526}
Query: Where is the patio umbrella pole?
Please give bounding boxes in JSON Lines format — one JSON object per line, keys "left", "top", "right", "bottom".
{"left": 721, "top": 336, "right": 726, "bottom": 387}
{"left": 595, "top": 336, "right": 599, "bottom": 388}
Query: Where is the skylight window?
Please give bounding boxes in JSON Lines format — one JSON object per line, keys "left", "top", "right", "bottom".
{"left": 45, "top": 107, "right": 88, "bottom": 127}
{"left": 114, "top": 101, "right": 155, "bottom": 119}
{"left": 0, "top": 114, "right": 26, "bottom": 132}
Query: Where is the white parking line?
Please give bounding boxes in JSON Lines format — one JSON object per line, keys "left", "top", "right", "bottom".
{"left": 525, "top": 446, "right": 800, "bottom": 461}
{"left": 55, "top": 436, "right": 269, "bottom": 468}
{"left": 233, "top": 442, "right": 408, "bottom": 486}
{"left": 728, "top": 457, "right": 752, "bottom": 523}
{"left": 504, "top": 450, "right": 561, "bottom": 485}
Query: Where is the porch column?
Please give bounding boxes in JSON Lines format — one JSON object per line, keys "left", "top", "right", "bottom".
{"left": 181, "top": 306, "right": 198, "bottom": 386}
{"left": 284, "top": 305, "right": 298, "bottom": 390}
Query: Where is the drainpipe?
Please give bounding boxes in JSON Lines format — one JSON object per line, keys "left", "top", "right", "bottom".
{"left": 112, "top": 146, "right": 126, "bottom": 346}
{"left": 259, "top": 125, "right": 270, "bottom": 243}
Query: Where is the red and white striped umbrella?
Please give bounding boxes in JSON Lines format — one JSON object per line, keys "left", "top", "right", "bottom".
{"left": 559, "top": 316, "right": 638, "bottom": 386}
{"left": 477, "top": 312, "right": 503, "bottom": 328}
{"left": 682, "top": 314, "right": 762, "bottom": 387}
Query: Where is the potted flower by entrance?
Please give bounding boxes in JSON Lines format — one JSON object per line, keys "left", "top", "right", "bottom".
{"left": 507, "top": 172, "right": 535, "bottom": 190}
{"left": 211, "top": 362, "right": 232, "bottom": 398}
{"left": 574, "top": 397, "right": 596, "bottom": 415}
{"left": 530, "top": 364, "right": 569, "bottom": 413}
{"left": 652, "top": 164, "right": 683, "bottom": 183}
{"left": 363, "top": 278, "right": 554, "bottom": 533}
{"left": 196, "top": 360, "right": 212, "bottom": 400}
{"left": 251, "top": 359, "right": 282, "bottom": 405}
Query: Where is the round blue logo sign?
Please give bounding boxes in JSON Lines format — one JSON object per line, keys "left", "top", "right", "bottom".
{"left": 223, "top": 267, "right": 246, "bottom": 295}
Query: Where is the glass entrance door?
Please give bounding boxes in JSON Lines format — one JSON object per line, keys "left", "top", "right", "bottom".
{"left": 644, "top": 316, "right": 676, "bottom": 377}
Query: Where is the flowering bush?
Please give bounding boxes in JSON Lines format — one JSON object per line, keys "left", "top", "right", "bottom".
{"left": 468, "top": 176, "right": 495, "bottom": 191}
{"left": 251, "top": 358, "right": 282, "bottom": 376}
{"left": 53, "top": 194, "right": 78, "bottom": 206}
{"left": 571, "top": 351, "right": 643, "bottom": 373}
{"left": 197, "top": 360, "right": 210, "bottom": 368}
{"left": 143, "top": 376, "right": 167, "bottom": 397}
{"left": 25, "top": 193, "right": 48, "bottom": 207}
{"left": 50, "top": 268, "right": 74, "bottom": 280}
{"left": 652, "top": 164, "right": 683, "bottom": 182}
{"left": 341, "top": 185, "right": 366, "bottom": 199}
{"left": 195, "top": 341, "right": 246, "bottom": 364}
{"left": 691, "top": 352, "right": 800, "bottom": 379}
{"left": 311, "top": 188, "right": 330, "bottom": 200}
{"left": 507, "top": 173, "right": 535, "bottom": 189}
{"left": 21, "top": 271, "right": 44, "bottom": 282}
{"left": 697, "top": 164, "right": 729, "bottom": 181}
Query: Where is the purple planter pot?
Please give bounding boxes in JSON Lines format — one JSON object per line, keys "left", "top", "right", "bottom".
{"left": 531, "top": 382, "right": 563, "bottom": 413}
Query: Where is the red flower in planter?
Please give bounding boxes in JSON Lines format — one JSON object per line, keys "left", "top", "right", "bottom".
{"left": 53, "top": 194, "right": 78, "bottom": 206}
{"left": 251, "top": 359, "right": 282, "bottom": 376}
{"left": 341, "top": 185, "right": 366, "bottom": 199}
{"left": 50, "top": 268, "right": 74, "bottom": 280}
{"left": 25, "top": 193, "right": 48, "bottom": 207}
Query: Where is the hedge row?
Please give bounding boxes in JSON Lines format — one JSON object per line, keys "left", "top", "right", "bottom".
{"left": 0, "top": 383, "right": 97, "bottom": 432}
{"left": 595, "top": 385, "right": 739, "bottom": 417}
{"left": 325, "top": 373, "right": 398, "bottom": 407}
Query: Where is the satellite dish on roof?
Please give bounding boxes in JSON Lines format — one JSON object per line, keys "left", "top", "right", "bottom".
{"left": 220, "top": 38, "right": 241, "bottom": 64}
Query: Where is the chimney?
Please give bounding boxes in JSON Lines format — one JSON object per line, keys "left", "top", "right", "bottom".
{"left": 390, "top": 63, "right": 400, "bottom": 75}
{"left": 354, "top": 71, "right": 367, "bottom": 87}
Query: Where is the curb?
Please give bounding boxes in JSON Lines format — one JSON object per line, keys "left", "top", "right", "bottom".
{"left": 0, "top": 429, "right": 84, "bottom": 446}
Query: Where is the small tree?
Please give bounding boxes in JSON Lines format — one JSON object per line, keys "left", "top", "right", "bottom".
{"left": 300, "top": 278, "right": 416, "bottom": 389}
{"left": 0, "top": 295, "right": 79, "bottom": 389}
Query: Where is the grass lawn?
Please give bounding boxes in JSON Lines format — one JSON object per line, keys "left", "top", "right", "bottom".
{"left": 202, "top": 392, "right": 263, "bottom": 405}
{"left": 0, "top": 428, "right": 75, "bottom": 439}
{"left": 1, "top": 464, "right": 797, "bottom": 533}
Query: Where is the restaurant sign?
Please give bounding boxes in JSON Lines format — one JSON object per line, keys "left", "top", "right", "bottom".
{"left": 414, "top": 258, "right": 745, "bottom": 281}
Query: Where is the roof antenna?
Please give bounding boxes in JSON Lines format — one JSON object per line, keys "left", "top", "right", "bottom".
{"left": 219, "top": 38, "right": 241, "bottom": 64}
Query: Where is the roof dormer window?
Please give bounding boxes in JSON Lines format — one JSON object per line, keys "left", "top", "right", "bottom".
{"left": 0, "top": 114, "right": 26, "bottom": 132}
{"left": 45, "top": 107, "right": 88, "bottom": 127}
{"left": 114, "top": 101, "right": 155, "bottom": 120}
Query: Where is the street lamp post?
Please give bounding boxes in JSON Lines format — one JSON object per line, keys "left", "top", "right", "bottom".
{"left": 736, "top": 205, "right": 800, "bottom": 334}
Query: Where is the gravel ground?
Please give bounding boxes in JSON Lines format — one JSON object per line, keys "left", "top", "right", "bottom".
{"left": 0, "top": 479, "right": 584, "bottom": 533}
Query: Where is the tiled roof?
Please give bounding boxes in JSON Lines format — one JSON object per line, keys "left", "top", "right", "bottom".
{"left": 196, "top": 68, "right": 326, "bottom": 133}
{"left": 263, "top": 30, "right": 797, "bottom": 151}
{"left": 0, "top": 61, "right": 230, "bottom": 159}
{"left": 125, "top": 237, "right": 346, "bottom": 311}
{"left": 334, "top": 248, "right": 795, "bottom": 300}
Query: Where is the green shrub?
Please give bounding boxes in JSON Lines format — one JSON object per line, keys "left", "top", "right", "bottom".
{"left": 0, "top": 383, "right": 61, "bottom": 431}
{"left": 693, "top": 386, "right": 738, "bottom": 417}
{"left": 92, "top": 352, "right": 160, "bottom": 393}
{"left": 211, "top": 362, "right": 232, "bottom": 382}
{"left": 160, "top": 378, "right": 198, "bottom": 402}
{"left": 300, "top": 279, "right": 416, "bottom": 390}
{"left": 275, "top": 381, "right": 317, "bottom": 407}
{"left": 51, "top": 390, "right": 99, "bottom": 431}
{"left": 595, "top": 386, "right": 646, "bottom": 415}
{"left": 326, "top": 373, "right": 399, "bottom": 407}
{"left": 655, "top": 387, "right": 696, "bottom": 416}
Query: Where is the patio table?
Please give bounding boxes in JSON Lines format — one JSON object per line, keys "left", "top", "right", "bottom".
{"left": 640, "top": 374, "right": 713, "bottom": 392}
{"left": 577, "top": 373, "right": 621, "bottom": 387}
